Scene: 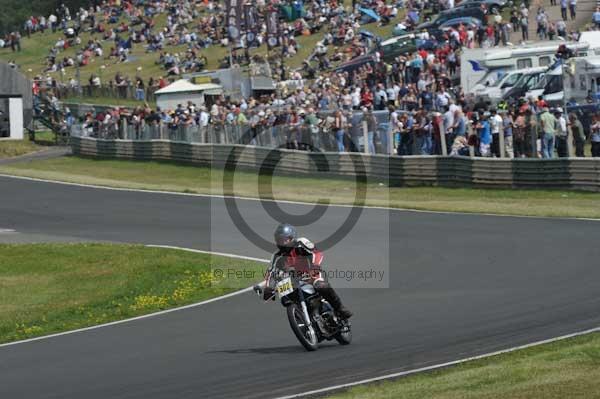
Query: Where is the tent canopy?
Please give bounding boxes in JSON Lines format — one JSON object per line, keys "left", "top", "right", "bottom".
{"left": 358, "top": 7, "right": 381, "bottom": 22}
{"left": 155, "top": 79, "right": 223, "bottom": 95}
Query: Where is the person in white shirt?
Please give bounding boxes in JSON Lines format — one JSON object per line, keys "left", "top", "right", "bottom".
{"left": 555, "top": 108, "right": 569, "bottom": 157}
{"left": 49, "top": 14, "right": 57, "bottom": 32}
{"left": 351, "top": 87, "right": 361, "bottom": 109}
{"left": 489, "top": 109, "right": 504, "bottom": 157}
{"left": 386, "top": 86, "right": 396, "bottom": 106}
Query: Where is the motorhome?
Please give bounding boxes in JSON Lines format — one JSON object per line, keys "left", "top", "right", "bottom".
{"left": 461, "top": 40, "right": 595, "bottom": 95}
{"left": 520, "top": 56, "right": 600, "bottom": 106}
{"left": 562, "top": 56, "right": 600, "bottom": 104}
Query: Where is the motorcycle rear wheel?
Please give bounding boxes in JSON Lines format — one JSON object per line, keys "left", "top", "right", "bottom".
{"left": 287, "top": 304, "right": 319, "bottom": 351}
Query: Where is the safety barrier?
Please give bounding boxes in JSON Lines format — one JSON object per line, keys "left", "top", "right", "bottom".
{"left": 70, "top": 136, "right": 600, "bottom": 192}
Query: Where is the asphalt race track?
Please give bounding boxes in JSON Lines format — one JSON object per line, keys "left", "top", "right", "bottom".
{"left": 1, "top": 175, "right": 600, "bottom": 399}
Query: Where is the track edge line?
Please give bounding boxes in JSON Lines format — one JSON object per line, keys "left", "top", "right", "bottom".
{"left": 272, "top": 325, "right": 600, "bottom": 399}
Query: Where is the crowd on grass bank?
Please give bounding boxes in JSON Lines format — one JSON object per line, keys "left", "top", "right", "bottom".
{"left": 3, "top": 0, "right": 587, "bottom": 87}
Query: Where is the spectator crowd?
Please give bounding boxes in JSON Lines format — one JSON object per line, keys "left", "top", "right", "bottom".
{"left": 14, "top": 0, "right": 600, "bottom": 157}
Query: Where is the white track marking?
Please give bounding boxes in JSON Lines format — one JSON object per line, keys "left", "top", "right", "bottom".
{"left": 146, "top": 244, "right": 269, "bottom": 263}
{"left": 0, "top": 228, "right": 16, "bottom": 233}
{"left": 1, "top": 173, "right": 599, "bottom": 222}
{"left": 0, "top": 245, "right": 268, "bottom": 349}
{"left": 273, "top": 325, "right": 600, "bottom": 399}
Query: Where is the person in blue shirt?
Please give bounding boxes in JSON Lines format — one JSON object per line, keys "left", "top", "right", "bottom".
{"left": 593, "top": 6, "right": 600, "bottom": 27}
{"left": 408, "top": 9, "right": 419, "bottom": 25}
{"left": 561, "top": 0, "right": 568, "bottom": 19}
{"left": 419, "top": 86, "right": 434, "bottom": 112}
{"left": 454, "top": 110, "right": 467, "bottom": 137}
{"left": 477, "top": 112, "right": 492, "bottom": 157}
{"left": 318, "top": 95, "right": 330, "bottom": 110}
{"left": 410, "top": 55, "right": 423, "bottom": 84}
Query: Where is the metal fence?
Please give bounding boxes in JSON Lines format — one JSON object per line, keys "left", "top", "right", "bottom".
{"left": 71, "top": 109, "right": 401, "bottom": 155}
{"left": 69, "top": 105, "right": 598, "bottom": 159}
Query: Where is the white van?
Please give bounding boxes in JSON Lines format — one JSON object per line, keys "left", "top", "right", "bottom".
{"left": 474, "top": 67, "right": 546, "bottom": 103}
{"left": 525, "top": 62, "right": 563, "bottom": 102}
{"left": 461, "top": 40, "right": 592, "bottom": 94}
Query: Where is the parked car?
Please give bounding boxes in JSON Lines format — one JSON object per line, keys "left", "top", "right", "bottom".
{"left": 379, "top": 34, "right": 439, "bottom": 61}
{"left": 445, "top": 0, "right": 507, "bottom": 15}
{"left": 416, "top": 8, "right": 486, "bottom": 32}
{"left": 426, "top": 16, "right": 484, "bottom": 40}
{"left": 334, "top": 54, "right": 377, "bottom": 74}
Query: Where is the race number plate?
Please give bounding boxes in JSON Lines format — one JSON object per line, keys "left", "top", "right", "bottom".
{"left": 276, "top": 277, "right": 294, "bottom": 297}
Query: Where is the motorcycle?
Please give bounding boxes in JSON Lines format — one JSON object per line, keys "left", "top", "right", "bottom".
{"left": 255, "top": 263, "right": 352, "bottom": 351}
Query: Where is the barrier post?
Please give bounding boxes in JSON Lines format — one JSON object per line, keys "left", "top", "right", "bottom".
{"left": 363, "top": 121, "right": 369, "bottom": 154}
{"left": 468, "top": 122, "right": 475, "bottom": 157}
{"left": 120, "top": 118, "right": 127, "bottom": 140}
{"left": 438, "top": 119, "right": 447, "bottom": 156}
{"left": 499, "top": 119, "right": 505, "bottom": 158}
{"left": 567, "top": 125, "right": 574, "bottom": 157}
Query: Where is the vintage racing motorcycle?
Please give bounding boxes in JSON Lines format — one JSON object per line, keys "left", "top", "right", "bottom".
{"left": 254, "top": 262, "right": 352, "bottom": 351}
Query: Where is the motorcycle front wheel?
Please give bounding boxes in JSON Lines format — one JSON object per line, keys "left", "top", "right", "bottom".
{"left": 334, "top": 320, "right": 352, "bottom": 345}
{"left": 287, "top": 304, "right": 319, "bottom": 351}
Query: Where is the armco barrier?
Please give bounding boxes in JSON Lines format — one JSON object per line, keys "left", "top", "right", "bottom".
{"left": 70, "top": 137, "right": 600, "bottom": 192}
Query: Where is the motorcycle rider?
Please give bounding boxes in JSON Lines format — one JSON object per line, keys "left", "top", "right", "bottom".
{"left": 255, "top": 223, "right": 353, "bottom": 319}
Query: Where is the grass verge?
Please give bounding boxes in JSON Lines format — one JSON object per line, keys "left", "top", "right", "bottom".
{"left": 0, "top": 137, "right": 43, "bottom": 159}
{"left": 63, "top": 97, "right": 148, "bottom": 108}
{"left": 327, "top": 332, "right": 600, "bottom": 399}
{"left": 0, "top": 243, "right": 265, "bottom": 344}
{"left": 0, "top": 156, "right": 599, "bottom": 218}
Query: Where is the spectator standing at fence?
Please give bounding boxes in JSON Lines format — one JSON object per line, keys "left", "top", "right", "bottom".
{"left": 569, "top": 113, "right": 585, "bottom": 157}
{"left": 453, "top": 109, "right": 467, "bottom": 138}
{"left": 420, "top": 110, "right": 433, "bottom": 155}
{"left": 539, "top": 107, "right": 557, "bottom": 158}
{"left": 489, "top": 109, "right": 503, "bottom": 157}
{"left": 333, "top": 109, "right": 346, "bottom": 152}
{"left": 591, "top": 114, "right": 600, "bottom": 157}
{"left": 555, "top": 108, "right": 568, "bottom": 157}
{"left": 364, "top": 107, "right": 377, "bottom": 154}
{"left": 397, "top": 113, "right": 412, "bottom": 155}
{"left": 443, "top": 106, "right": 456, "bottom": 155}
{"left": 514, "top": 109, "right": 527, "bottom": 157}
{"left": 199, "top": 105, "right": 209, "bottom": 142}
{"left": 389, "top": 106, "right": 402, "bottom": 154}
{"left": 502, "top": 110, "right": 515, "bottom": 158}
{"left": 477, "top": 112, "right": 492, "bottom": 157}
